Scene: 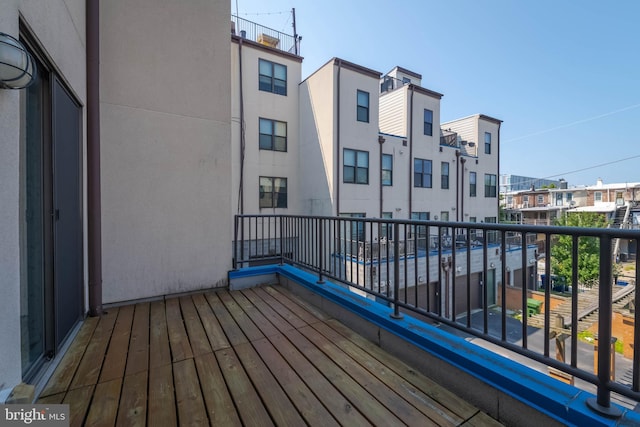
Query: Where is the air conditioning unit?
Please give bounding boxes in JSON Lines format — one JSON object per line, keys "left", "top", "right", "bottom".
{"left": 468, "top": 142, "right": 476, "bottom": 147}
{"left": 257, "top": 33, "right": 280, "bottom": 48}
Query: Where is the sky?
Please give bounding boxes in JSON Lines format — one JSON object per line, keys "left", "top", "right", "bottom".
{"left": 231, "top": 0, "right": 640, "bottom": 188}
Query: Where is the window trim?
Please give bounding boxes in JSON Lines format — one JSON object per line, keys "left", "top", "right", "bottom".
{"left": 258, "top": 117, "right": 287, "bottom": 152}
{"left": 469, "top": 171, "right": 477, "bottom": 197}
{"left": 382, "top": 154, "right": 393, "bottom": 186}
{"left": 441, "top": 161, "right": 449, "bottom": 189}
{"left": 484, "top": 132, "right": 491, "bottom": 154}
{"left": 343, "top": 148, "right": 369, "bottom": 184}
{"left": 357, "top": 90, "right": 370, "bottom": 123}
{"left": 414, "top": 158, "right": 432, "bottom": 188}
{"left": 258, "top": 58, "right": 287, "bottom": 96}
{"left": 484, "top": 173, "right": 497, "bottom": 198}
{"left": 424, "top": 109, "right": 433, "bottom": 136}
{"left": 259, "top": 176, "right": 288, "bottom": 208}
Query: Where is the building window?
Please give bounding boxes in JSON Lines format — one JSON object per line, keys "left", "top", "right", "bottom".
{"left": 566, "top": 192, "right": 573, "bottom": 202}
{"left": 555, "top": 193, "right": 563, "bottom": 206}
{"left": 595, "top": 191, "right": 602, "bottom": 202}
{"left": 402, "top": 77, "right": 411, "bottom": 84}
{"left": 469, "top": 172, "right": 477, "bottom": 197}
{"left": 441, "top": 162, "right": 449, "bottom": 189}
{"left": 357, "top": 90, "right": 369, "bottom": 122}
{"left": 340, "top": 213, "right": 366, "bottom": 242}
{"left": 259, "top": 118, "right": 287, "bottom": 151}
{"left": 410, "top": 212, "right": 429, "bottom": 247}
{"left": 259, "top": 59, "right": 287, "bottom": 95}
{"left": 381, "top": 212, "right": 393, "bottom": 240}
{"left": 382, "top": 154, "right": 393, "bottom": 186}
{"left": 344, "top": 149, "right": 369, "bottom": 184}
{"left": 537, "top": 195, "right": 545, "bottom": 205}
{"left": 424, "top": 109, "right": 433, "bottom": 136}
{"left": 484, "top": 132, "right": 491, "bottom": 154}
{"left": 414, "top": 158, "right": 432, "bottom": 188}
{"left": 259, "top": 177, "right": 287, "bottom": 208}
{"left": 484, "top": 174, "right": 497, "bottom": 197}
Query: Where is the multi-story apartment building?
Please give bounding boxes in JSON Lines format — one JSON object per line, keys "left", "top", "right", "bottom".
{"left": 299, "top": 58, "right": 382, "bottom": 217}
{"left": 231, "top": 17, "right": 302, "bottom": 215}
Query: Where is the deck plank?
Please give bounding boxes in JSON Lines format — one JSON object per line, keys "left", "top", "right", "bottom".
{"left": 125, "top": 302, "right": 150, "bottom": 377}
{"left": 37, "top": 392, "right": 65, "bottom": 404}
{"left": 39, "top": 316, "right": 99, "bottom": 397}
{"left": 252, "top": 336, "right": 340, "bottom": 427}
{"left": 462, "top": 410, "right": 505, "bottom": 426}
{"left": 204, "top": 291, "right": 247, "bottom": 346}
{"left": 234, "top": 341, "right": 307, "bottom": 426}
{"left": 70, "top": 309, "right": 119, "bottom": 389}
{"left": 254, "top": 286, "right": 311, "bottom": 328}
{"left": 240, "top": 288, "right": 297, "bottom": 333}
{"left": 173, "top": 359, "right": 208, "bottom": 426}
{"left": 100, "top": 305, "right": 135, "bottom": 383}
{"left": 218, "top": 291, "right": 264, "bottom": 342}
{"left": 148, "top": 364, "right": 177, "bottom": 427}
{"left": 263, "top": 285, "right": 331, "bottom": 322}
{"left": 194, "top": 353, "right": 242, "bottom": 427}
{"left": 84, "top": 378, "right": 122, "bottom": 427}
{"left": 192, "top": 293, "right": 230, "bottom": 351}
{"left": 179, "top": 296, "right": 212, "bottom": 357}
{"left": 116, "top": 370, "right": 147, "bottom": 427}
{"left": 149, "top": 300, "right": 171, "bottom": 369}
{"left": 230, "top": 290, "right": 281, "bottom": 337}
{"left": 325, "top": 318, "right": 480, "bottom": 420}
{"left": 216, "top": 347, "right": 274, "bottom": 427}
{"left": 311, "top": 320, "right": 463, "bottom": 426}
{"left": 165, "top": 297, "right": 193, "bottom": 362}
{"left": 283, "top": 327, "right": 404, "bottom": 426}
{"left": 297, "top": 324, "right": 437, "bottom": 426}
{"left": 64, "top": 385, "right": 95, "bottom": 427}
{"left": 264, "top": 332, "right": 371, "bottom": 426}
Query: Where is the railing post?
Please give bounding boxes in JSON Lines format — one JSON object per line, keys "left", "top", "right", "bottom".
{"left": 586, "top": 234, "right": 622, "bottom": 418}
{"left": 317, "top": 218, "right": 325, "bottom": 284}
{"left": 279, "top": 215, "right": 285, "bottom": 266}
{"left": 233, "top": 215, "right": 238, "bottom": 270}
{"left": 391, "top": 222, "right": 403, "bottom": 319}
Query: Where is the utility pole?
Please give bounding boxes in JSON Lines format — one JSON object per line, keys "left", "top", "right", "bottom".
{"left": 292, "top": 8, "right": 299, "bottom": 55}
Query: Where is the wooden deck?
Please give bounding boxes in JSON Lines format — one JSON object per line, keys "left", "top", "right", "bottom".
{"left": 37, "top": 285, "right": 503, "bottom": 426}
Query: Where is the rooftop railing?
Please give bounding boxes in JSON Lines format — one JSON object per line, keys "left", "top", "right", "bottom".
{"left": 233, "top": 214, "right": 640, "bottom": 416}
{"left": 231, "top": 15, "right": 298, "bottom": 55}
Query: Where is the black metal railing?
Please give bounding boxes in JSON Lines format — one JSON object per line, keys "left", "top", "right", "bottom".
{"left": 233, "top": 214, "right": 640, "bottom": 415}
{"left": 231, "top": 15, "right": 298, "bottom": 54}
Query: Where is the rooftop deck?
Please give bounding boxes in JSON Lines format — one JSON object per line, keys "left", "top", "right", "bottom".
{"left": 37, "top": 285, "right": 501, "bottom": 426}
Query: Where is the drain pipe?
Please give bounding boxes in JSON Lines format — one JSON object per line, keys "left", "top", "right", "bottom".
{"left": 378, "top": 135, "right": 385, "bottom": 216}
{"left": 455, "top": 150, "right": 460, "bottom": 222}
{"left": 86, "top": 0, "right": 102, "bottom": 316}
{"left": 336, "top": 59, "right": 341, "bottom": 216}
{"left": 408, "top": 85, "right": 414, "bottom": 217}
{"left": 460, "top": 155, "right": 466, "bottom": 222}
{"left": 237, "top": 37, "right": 245, "bottom": 214}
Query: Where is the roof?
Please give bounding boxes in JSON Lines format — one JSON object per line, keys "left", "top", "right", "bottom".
{"left": 571, "top": 202, "right": 617, "bottom": 213}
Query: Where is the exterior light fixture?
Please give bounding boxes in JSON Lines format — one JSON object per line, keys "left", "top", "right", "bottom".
{"left": 0, "top": 33, "right": 36, "bottom": 89}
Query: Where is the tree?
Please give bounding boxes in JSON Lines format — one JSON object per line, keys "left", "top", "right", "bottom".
{"left": 550, "top": 212, "right": 609, "bottom": 288}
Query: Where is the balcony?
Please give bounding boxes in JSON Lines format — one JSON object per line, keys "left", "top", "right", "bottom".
{"left": 35, "top": 215, "right": 640, "bottom": 426}
{"left": 231, "top": 215, "right": 640, "bottom": 425}
{"left": 231, "top": 15, "right": 298, "bottom": 55}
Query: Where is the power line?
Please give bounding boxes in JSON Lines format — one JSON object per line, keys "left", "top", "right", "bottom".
{"left": 502, "top": 154, "right": 640, "bottom": 190}
{"left": 540, "top": 154, "right": 640, "bottom": 180}
{"left": 505, "top": 103, "right": 640, "bottom": 143}
{"left": 238, "top": 11, "right": 289, "bottom": 16}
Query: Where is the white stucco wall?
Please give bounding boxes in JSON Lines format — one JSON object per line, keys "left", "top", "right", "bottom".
{"left": 0, "top": 0, "right": 87, "bottom": 395}
{"left": 336, "top": 65, "right": 381, "bottom": 217}
{"left": 299, "top": 61, "right": 336, "bottom": 216}
{"left": 100, "top": 0, "right": 232, "bottom": 303}
{"left": 231, "top": 40, "right": 302, "bottom": 216}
